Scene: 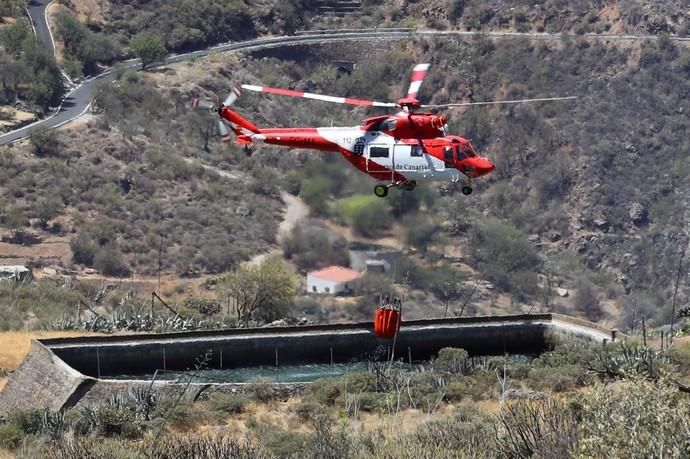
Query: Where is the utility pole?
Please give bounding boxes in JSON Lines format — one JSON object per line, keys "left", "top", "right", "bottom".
{"left": 157, "top": 235, "right": 164, "bottom": 293}
{"left": 670, "top": 239, "right": 688, "bottom": 346}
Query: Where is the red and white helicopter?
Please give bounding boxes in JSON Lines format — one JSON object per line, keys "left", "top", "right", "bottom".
{"left": 193, "top": 64, "right": 575, "bottom": 197}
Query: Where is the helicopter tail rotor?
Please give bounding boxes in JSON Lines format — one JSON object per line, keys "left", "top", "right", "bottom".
{"left": 192, "top": 86, "right": 251, "bottom": 141}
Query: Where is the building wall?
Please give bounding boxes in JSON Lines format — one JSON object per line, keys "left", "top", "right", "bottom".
{"left": 306, "top": 275, "right": 345, "bottom": 294}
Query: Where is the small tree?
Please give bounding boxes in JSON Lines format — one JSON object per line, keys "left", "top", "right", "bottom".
{"left": 30, "top": 129, "right": 61, "bottom": 157}
{"left": 220, "top": 257, "right": 297, "bottom": 326}
{"left": 4, "top": 206, "right": 27, "bottom": 242}
{"left": 428, "top": 264, "right": 468, "bottom": 316}
{"left": 336, "top": 195, "right": 392, "bottom": 238}
{"left": 94, "top": 243, "right": 129, "bottom": 277}
{"left": 282, "top": 224, "right": 349, "bottom": 272}
{"left": 35, "top": 197, "right": 61, "bottom": 229}
{"left": 405, "top": 218, "right": 440, "bottom": 255}
{"left": 574, "top": 277, "right": 602, "bottom": 321}
{"left": 130, "top": 34, "right": 167, "bottom": 70}
{"left": 70, "top": 232, "right": 97, "bottom": 265}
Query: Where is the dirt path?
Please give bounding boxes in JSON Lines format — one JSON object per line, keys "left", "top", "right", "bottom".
{"left": 277, "top": 193, "right": 309, "bottom": 243}
{"left": 181, "top": 156, "right": 242, "bottom": 180}
{"left": 250, "top": 192, "right": 309, "bottom": 266}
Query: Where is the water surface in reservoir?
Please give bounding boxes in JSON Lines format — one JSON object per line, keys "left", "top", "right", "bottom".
{"left": 106, "top": 354, "right": 534, "bottom": 383}
{"left": 111, "top": 362, "right": 370, "bottom": 383}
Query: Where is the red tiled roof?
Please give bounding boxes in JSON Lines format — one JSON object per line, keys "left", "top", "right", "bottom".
{"left": 309, "top": 266, "right": 362, "bottom": 283}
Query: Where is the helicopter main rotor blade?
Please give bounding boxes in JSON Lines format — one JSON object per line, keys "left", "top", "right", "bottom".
{"left": 223, "top": 86, "right": 242, "bottom": 107}
{"left": 406, "top": 63, "right": 430, "bottom": 100}
{"left": 422, "top": 96, "right": 578, "bottom": 109}
{"left": 218, "top": 120, "right": 231, "bottom": 141}
{"left": 240, "top": 84, "right": 398, "bottom": 108}
{"left": 191, "top": 98, "right": 216, "bottom": 111}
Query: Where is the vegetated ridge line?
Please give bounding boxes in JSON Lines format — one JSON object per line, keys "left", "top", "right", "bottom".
{"left": 2, "top": 27, "right": 687, "bottom": 146}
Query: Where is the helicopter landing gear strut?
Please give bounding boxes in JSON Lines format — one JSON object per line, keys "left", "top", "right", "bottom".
{"left": 461, "top": 177, "right": 473, "bottom": 195}
{"left": 374, "top": 180, "right": 416, "bottom": 197}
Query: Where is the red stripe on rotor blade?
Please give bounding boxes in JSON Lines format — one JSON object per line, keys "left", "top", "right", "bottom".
{"left": 344, "top": 98, "right": 374, "bottom": 106}
{"left": 410, "top": 70, "right": 427, "bottom": 82}
{"left": 260, "top": 87, "right": 306, "bottom": 98}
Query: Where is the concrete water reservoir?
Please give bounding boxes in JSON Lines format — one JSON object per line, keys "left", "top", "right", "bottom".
{"left": 0, "top": 313, "right": 618, "bottom": 415}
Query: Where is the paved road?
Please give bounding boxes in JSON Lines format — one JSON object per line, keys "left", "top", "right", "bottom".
{"left": 2, "top": 25, "right": 689, "bottom": 146}
{"left": 26, "top": 0, "right": 55, "bottom": 56}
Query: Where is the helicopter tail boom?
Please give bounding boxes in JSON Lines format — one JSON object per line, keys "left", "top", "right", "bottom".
{"left": 220, "top": 106, "right": 260, "bottom": 138}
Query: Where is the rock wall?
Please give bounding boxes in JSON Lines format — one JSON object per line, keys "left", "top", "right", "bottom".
{"left": 0, "top": 340, "right": 93, "bottom": 416}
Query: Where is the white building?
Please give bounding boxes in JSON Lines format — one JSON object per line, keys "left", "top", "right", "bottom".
{"left": 307, "top": 266, "right": 362, "bottom": 295}
{"left": 0, "top": 266, "right": 32, "bottom": 282}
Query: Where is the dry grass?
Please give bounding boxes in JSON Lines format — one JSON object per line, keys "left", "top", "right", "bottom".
{"left": 0, "top": 330, "right": 103, "bottom": 391}
{"left": 64, "top": 0, "right": 108, "bottom": 24}
{"left": 0, "top": 108, "right": 37, "bottom": 129}
{"left": 0, "top": 330, "right": 99, "bottom": 373}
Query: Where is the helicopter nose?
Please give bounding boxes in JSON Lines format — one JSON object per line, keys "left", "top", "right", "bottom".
{"left": 475, "top": 158, "right": 495, "bottom": 176}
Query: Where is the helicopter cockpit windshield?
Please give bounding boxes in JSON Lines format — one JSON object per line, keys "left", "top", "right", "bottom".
{"left": 455, "top": 143, "right": 477, "bottom": 159}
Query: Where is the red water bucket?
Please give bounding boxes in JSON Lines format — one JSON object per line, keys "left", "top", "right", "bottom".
{"left": 374, "top": 307, "right": 400, "bottom": 339}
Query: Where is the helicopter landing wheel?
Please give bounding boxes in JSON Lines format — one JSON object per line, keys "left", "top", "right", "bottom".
{"left": 461, "top": 185, "right": 473, "bottom": 196}
{"left": 374, "top": 185, "right": 389, "bottom": 198}
{"left": 402, "top": 181, "right": 416, "bottom": 191}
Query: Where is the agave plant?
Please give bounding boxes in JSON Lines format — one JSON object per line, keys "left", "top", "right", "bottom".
{"left": 587, "top": 343, "right": 676, "bottom": 380}
{"left": 41, "top": 409, "right": 67, "bottom": 441}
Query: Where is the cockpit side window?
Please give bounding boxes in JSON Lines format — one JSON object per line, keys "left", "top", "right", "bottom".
{"left": 461, "top": 143, "right": 477, "bottom": 157}
{"left": 444, "top": 146, "right": 454, "bottom": 163}
{"left": 411, "top": 145, "right": 423, "bottom": 157}
{"left": 455, "top": 146, "right": 468, "bottom": 160}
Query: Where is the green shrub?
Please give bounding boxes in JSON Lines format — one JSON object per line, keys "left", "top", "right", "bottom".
{"left": 70, "top": 232, "right": 97, "bottom": 265}
{"left": 434, "top": 348, "right": 470, "bottom": 374}
{"left": 0, "top": 422, "right": 24, "bottom": 450}
{"left": 445, "top": 378, "right": 470, "bottom": 403}
{"left": 305, "top": 378, "right": 342, "bottom": 406}
{"left": 667, "top": 343, "right": 690, "bottom": 375}
{"left": 404, "top": 217, "right": 440, "bottom": 253}
{"left": 535, "top": 342, "right": 597, "bottom": 368}
{"left": 342, "top": 372, "right": 377, "bottom": 393}
{"left": 8, "top": 409, "right": 43, "bottom": 435}
{"left": 574, "top": 380, "right": 690, "bottom": 458}
{"left": 282, "top": 224, "right": 349, "bottom": 272}
{"left": 407, "top": 373, "right": 446, "bottom": 413}
{"left": 182, "top": 297, "right": 221, "bottom": 316}
{"left": 206, "top": 392, "right": 247, "bottom": 416}
{"left": 300, "top": 177, "right": 332, "bottom": 216}
{"left": 411, "top": 404, "right": 494, "bottom": 456}
{"left": 461, "top": 372, "right": 497, "bottom": 401}
{"left": 94, "top": 243, "right": 130, "bottom": 276}
{"left": 248, "top": 378, "right": 274, "bottom": 403}
{"left": 527, "top": 364, "right": 587, "bottom": 392}
{"left": 250, "top": 422, "right": 307, "bottom": 457}
{"left": 293, "top": 401, "right": 321, "bottom": 423}
{"left": 150, "top": 398, "right": 205, "bottom": 433}
{"left": 468, "top": 218, "right": 541, "bottom": 301}
{"left": 335, "top": 195, "right": 392, "bottom": 237}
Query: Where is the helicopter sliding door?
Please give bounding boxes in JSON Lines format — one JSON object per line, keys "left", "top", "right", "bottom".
{"left": 366, "top": 144, "right": 394, "bottom": 182}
